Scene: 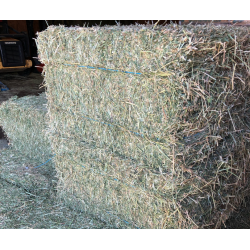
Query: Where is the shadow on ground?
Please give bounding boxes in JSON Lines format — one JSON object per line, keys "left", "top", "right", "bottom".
{"left": 0, "top": 72, "right": 45, "bottom": 104}
{"left": 222, "top": 196, "right": 250, "bottom": 229}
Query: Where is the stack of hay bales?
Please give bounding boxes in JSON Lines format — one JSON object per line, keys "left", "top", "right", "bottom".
{"left": 0, "top": 93, "right": 52, "bottom": 166}
{"left": 36, "top": 24, "right": 250, "bottom": 229}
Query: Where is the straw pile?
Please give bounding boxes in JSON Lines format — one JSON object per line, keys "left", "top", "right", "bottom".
{"left": 36, "top": 24, "right": 250, "bottom": 229}
{"left": 0, "top": 93, "right": 52, "bottom": 167}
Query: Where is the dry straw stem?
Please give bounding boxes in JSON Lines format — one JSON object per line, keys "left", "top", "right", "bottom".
{"left": 37, "top": 23, "right": 250, "bottom": 228}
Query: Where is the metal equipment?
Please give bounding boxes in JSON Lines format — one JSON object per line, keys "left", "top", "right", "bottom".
{"left": 0, "top": 20, "right": 32, "bottom": 75}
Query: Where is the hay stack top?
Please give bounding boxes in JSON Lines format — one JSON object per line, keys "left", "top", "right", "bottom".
{"left": 36, "top": 24, "right": 250, "bottom": 76}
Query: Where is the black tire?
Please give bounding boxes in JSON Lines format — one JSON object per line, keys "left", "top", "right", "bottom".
{"left": 18, "top": 68, "right": 32, "bottom": 77}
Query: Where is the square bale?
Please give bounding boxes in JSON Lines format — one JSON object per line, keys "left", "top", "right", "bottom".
{"left": 36, "top": 24, "right": 250, "bottom": 228}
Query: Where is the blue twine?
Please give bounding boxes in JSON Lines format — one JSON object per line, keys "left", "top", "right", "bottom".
{"left": 34, "top": 153, "right": 135, "bottom": 188}
{"left": 64, "top": 64, "right": 142, "bottom": 76}
{"left": 80, "top": 115, "right": 163, "bottom": 142}
{"left": 183, "top": 132, "right": 202, "bottom": 139}
{"left": 80, "top": 163, "right": 135, "bottom": 188}
{"left": 83, "top": 115, "right": 144, "bottom": 136}
{"left": 34, "top": 155, "right": 55, "bottom": 168}
{"left": 106, "top": 211, "right": 140, "bottom": 229}
{"left": 106, "top": 212, "right": 129, "bottom": 224}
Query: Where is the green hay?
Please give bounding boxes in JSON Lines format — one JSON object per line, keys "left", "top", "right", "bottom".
{"left": 36, "top": 24, "right": 250, "bottom": 228}
{"left": 0, "top": 148, "right": 53, "bottom": 193}
{"left": 0, "top": 93, "right": 52, "bottom": 165}
{"left": 0, "top": 149, "right": 112, "bottom": 229}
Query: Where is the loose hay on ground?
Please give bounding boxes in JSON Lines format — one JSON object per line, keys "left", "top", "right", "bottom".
{"left": 36, "top": 24, "right": 250, "bottom": 228}
{"left": 0, "top": 149, "right": 111, "bottom": 229}
{"left": 0, "top": 174, "right": 111, "bottom": 229}
{"left": 0, "top": 148, "right": 54, "bottom": 195}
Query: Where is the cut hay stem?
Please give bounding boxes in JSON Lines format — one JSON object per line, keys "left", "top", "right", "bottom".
{"left": 201, "top": 72, "right": 216, "bottom": 81}
{"left": 172, "top": 146, "right": 175, "bottom": 175}
{"left": 231, "top": 63, "right": 237, "bottom": 90}
{"left": 232, "top": 54, "right": 250, "bottom": 71}
{"left": 228, "top": 108, "right": 236, "bottom": 131}
{"left": 212, "top": 48, "right": 225, "bottom": 60}
{"left": 234, "top": 35, "right": 237, "bottom": 60}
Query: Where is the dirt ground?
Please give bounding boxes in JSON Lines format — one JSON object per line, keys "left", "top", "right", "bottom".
{"left": 0, "top": 71, "right": 249, "bottom": 229}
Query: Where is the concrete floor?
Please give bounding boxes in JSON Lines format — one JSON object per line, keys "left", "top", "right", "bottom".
{"left": 0, "top": 72, "right": 44, "bottom": 149}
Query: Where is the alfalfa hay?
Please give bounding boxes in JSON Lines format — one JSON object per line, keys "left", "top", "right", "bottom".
{"left": 0, "top": 93, "right": 52, "bottom": 168}
{"left": 36, "top": 24, "right": 250, "bottom": 228}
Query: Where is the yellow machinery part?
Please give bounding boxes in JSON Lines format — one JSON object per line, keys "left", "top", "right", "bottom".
{"left": 0, "top": 59, "right": 32, "bottom": 73}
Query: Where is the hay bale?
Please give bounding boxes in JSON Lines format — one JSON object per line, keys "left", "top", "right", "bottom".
{"left": 36, "top": 24, "right": 250, "bottom": 228}
{"left": 0, "top": 93, "right": 52, "bottom": 166}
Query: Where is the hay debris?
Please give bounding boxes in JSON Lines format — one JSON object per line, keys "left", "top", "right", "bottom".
{"left": 0, "top": 148, "right": 111, "bottom": 229}
{"left": 36, "top": 24, "right": 250, "bottom": 228}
